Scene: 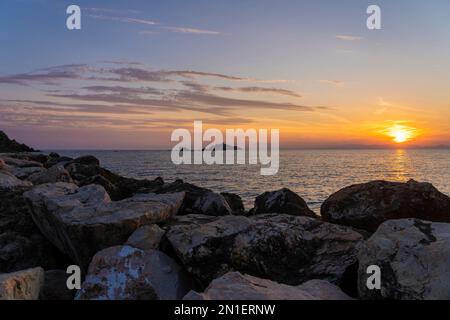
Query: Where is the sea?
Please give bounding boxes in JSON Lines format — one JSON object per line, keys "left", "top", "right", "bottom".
{"left": 53, "top": 149, "right": 450, "bottom": 213}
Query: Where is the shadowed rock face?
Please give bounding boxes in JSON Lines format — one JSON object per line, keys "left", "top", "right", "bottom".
{"left": 165, "top": 214, "right": 362, "bottom": 291}
{"left": 0, "top": 131, "right": 36, "bottom": 153}
{"left": 24, "top": 182, "right": 185, "bottom": 269}
{"left": 0, "top": 267, "right": 44, "bottom": 300}
{"left": 76, "top": 246, "right": 193, "bottom": 300}
{"left": 184, "top": 272, "right": 352, "bottom": 300}
{"left": 39, "top": 270, "right": 75, "bottom": 300}
{"left": 321, "top": 180, "right": 450, "bottom": 232}
{"left": 358, "top": 218, "right": 450, "bottom": 300}
{"left": 0, "top": 187, "right": 70, "bottom": 273}
{"left": 251, "top": 188, "right": 316, "bottom": 217}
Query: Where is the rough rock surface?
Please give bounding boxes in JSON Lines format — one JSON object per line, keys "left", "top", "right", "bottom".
{"left": 358, "top": 218, "right": 450, "bottom": 300}
{"left": 321, "top": 180, "right": 450, "bottom": 232}
{"left": 251, "top": 188, "right": 316, "bottom": 217}
{"left": 0, "top": 187, "right": 70, "bottom": 273}
{"left": 76, "top": 246, "right": 193, "bottom": 300}
{"left": 24, "top": 183, "right": 185, "bottom": 269}
{"left": 185, "top": 272, "right": 351, "bottom": 300}
{"left": 165, "top": 214, "right": 362, "bottom": 291}
{"left": 157, "top": 179, "right": 232, "bottom": 216}
{"left": 27, "top": 165, "right": 73, "bottom": 185}
{"left": 0, "top": 131, "right": 36, "bottom": 153}
{"left": 39, "top": 270, "right": 75, "bottom": 300}
{"left": 0, "top": 267, "right": 44, "bottom": 300}
{"left": 1, "top": 155, "right": 45, "bottom": 179}
{"left": 126, "top": 224, "right": 165, "bottom": 250}
{"left": 0, "top": 170, "right": 32, "bottom": 189}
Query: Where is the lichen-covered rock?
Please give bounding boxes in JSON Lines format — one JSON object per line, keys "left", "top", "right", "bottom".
{"left": 252, "top": 188, "right": 316, "bottom": 217}
{"left": 24, "top": 182, "right": 185, "bottom": 269}
{"left": 0, "top": 267, "right": 44, "bottom": 300}
{"left": 321, "top": 180, "right": 450, "bottom": 232}
{"left": 184, "top": 272, "right": 352, "bottom": 300}
{"left": 126, "top": 224, "right": 165, "bottom": 250}
{"left": 27, "top": 165, "right": 73, "bottom": 185}
{"left": 358, "top": 218, "right": 450, "bottom": 300}
{"left": 165, "top": 214, "right": 362, "bottom": 291}
{"left": 76, "top": 246, "right": 193, "bottom": 300}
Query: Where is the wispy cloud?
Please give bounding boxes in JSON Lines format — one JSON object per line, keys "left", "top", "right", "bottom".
{"left": 214, "top": 86, "right": 303, "bottom": 98}
{"left": 335, "top": 35, "right": 364, "bottom": 41}
{"left": 86, "top": 14, "right": 158, "bottom": 26}
{"left": 319, "top": 79, "right": 344, "bottom": 86}
{"left": 0, "top": 62, "right": 334, "bottom": 130}
{"left": 163, "top": 26, "right": 221, "bottom": 35}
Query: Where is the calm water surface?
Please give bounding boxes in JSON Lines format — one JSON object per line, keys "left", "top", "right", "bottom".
{"left": 54, "top": 149, "right": 450, "bottom": 213}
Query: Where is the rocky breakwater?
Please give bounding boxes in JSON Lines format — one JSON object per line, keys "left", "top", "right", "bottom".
{"left": 2, "top": 136, "right": 450, "bottom": 300}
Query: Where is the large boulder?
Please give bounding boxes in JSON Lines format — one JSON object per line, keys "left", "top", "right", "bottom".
{"left": 24, "top": 182, "right": 185, "bottom": 269}
{"left": 165, "top": 214, "right": 362, "bottom": 292}
{"left": 0, "top": 131, "right": 36, "bottom": 153}
{"left": 0, "top": 267, "right": 44, "bottom": 300}
{"left": 358, "top": 218, "right": 450, "bottom": 300}
{"left": 76, "top": 246, "right": 193, "bottom": 300}
{"left": 157, "top": 179, "right": 232, "bottom": 216}
{"left": 185, "top": 272, "right": 351, "bottom": 300}
{"left": 251, "top": 188, "right": 316, "bottom": 217}
{"left": 0, "top": 187, "right": 70, "bottom": 273}
{"left": 27, "top": 165, "right": 73, "bottom": 185}
{"left": 321, "top": 180, "right": 450, "bottom": 232}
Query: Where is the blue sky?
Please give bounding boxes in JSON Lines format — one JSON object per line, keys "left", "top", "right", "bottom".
{"left": 0, "top": 0, "right": 449, "bottom": 149}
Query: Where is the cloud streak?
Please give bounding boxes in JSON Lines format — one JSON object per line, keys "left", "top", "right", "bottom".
{"left": 335, "top": 35, "right": 364, "bottom": 41}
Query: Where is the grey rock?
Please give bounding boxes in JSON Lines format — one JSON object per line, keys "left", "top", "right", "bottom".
{"left": 157, "top": 179, "right": 232, "bottom": 216}
{"left": 75, "top": 246, "right": 193, "bottom": 300}
{"left": 321, "top": 180, "right": 450, "bottom": 232}
{"left": 192, "top": 191, "right": 232, "bottom": 216}
{"left": 165, "top": 214, "right": 362, "bottom": 291}
{"left": 358, "top": 218, "right": 450, "bottom": 300}
{"left": 126, "top": 224, "right": 165, "bottom": 250}
{"left": 252, "top": 188, "right": 316, "bottom": 217}
{"left": 24, "top": 182, "right": 185, "bottom": 269}
{"left": 27, "top": 165, "right": 73, "bottom": 185}
{"left": 0, "top": 170, "right": 32, "bottom": 189}
{"left": 0, "top": 267, "right": 44, "bottom": 300}
{"left": 184, "top": 272, "right": 352, "bottom": 300}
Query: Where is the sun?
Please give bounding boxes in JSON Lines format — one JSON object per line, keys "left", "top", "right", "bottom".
{"left": 385, "top": 124, "right": 416, "bottom": 144}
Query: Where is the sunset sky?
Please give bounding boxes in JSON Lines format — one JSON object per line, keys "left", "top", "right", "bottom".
{"left": 0, "top": 0, "right": 449, "bottom": 149}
